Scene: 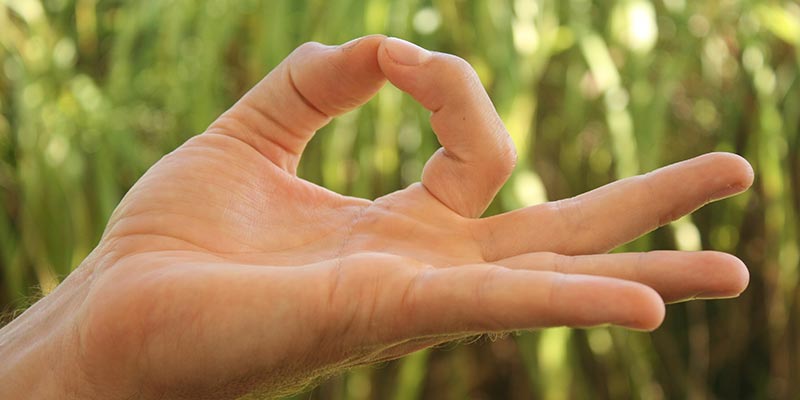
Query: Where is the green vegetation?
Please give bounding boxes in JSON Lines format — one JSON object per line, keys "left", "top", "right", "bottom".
{"left": 1, "top": 0, "right": 799, "bottom": 398}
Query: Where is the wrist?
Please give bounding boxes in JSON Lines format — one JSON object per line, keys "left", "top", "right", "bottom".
{"left": 0, "top": 306, "right": 72, "bottom": 398}
{"left": 0, "top": 259, "right": 99, "bottom": 399}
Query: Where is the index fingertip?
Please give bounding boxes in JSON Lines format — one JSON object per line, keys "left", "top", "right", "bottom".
{"left": 705, "top": 152, "right": 755, "bottom": 199}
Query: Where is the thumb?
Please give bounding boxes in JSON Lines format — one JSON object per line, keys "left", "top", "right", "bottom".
{"left": 207, "top": 35, "right": 387, "bottom": 174}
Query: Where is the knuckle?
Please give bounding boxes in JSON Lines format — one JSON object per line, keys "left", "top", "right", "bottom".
{"left": 554, "top": 197, "right": 586, "bottom": 230}
{"left": 549, "top": 252, "right": 571, "bottom": 273}
{"left": 474, "top": 268, "right": 505, "bottom": 331}
{"left": 325, "top": 254, "right": 424, "bottom": 341}
{"left": 498, "top": 136, "right": 518, "bottom": 173}
{"left": 545, "top": 273, "right": 568, "bottom": 324}
{"left": 480, "top": 135, "right": 516, "bottom": 187}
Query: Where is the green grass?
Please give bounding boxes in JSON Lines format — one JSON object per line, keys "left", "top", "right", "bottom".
{"left": 1, "top": 0, "right": 799, "bottom": 398}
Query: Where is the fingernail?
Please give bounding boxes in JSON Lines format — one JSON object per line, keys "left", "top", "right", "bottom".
{"left": 384, "top": 37, "right": 432, "bottom": 66}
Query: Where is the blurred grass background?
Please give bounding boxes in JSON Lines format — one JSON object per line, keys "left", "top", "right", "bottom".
{"left": 1, "top": 0, "right": 799, "bottom": 398}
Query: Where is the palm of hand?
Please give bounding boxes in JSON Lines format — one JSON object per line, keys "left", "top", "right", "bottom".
{"left": 88, "top": 132, "right": 488, "bottom": 394}
{"left": 67, "top": 36, "right": 752, "bottom": 399}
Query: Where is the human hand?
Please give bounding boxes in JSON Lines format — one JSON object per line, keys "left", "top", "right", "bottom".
{"left": 0, "top": 35, "right": 753, "bottom": 399}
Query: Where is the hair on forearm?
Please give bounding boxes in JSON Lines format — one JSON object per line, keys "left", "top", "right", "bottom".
{"left": 0, "top": 286, "right": 46, "bottom": 329}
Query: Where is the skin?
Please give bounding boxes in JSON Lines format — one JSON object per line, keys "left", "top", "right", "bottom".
{"left": 0, "top": 35, "right": 753, "bottom": 399}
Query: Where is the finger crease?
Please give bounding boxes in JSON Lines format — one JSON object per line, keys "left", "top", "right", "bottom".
{"left": 546, "top": 274, "right": 567, "bottom": 325}
{"left": 286, "top": 66, "right": 333, "bottom": 121}
{"left": 634, "top": 252, "right": 647, "bottom": 282}
{"left": 243, "top": 102, "right": 306, "bottom": 154}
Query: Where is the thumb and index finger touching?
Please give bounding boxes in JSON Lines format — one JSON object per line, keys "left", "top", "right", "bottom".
{"left": 207, "top": 35, "right": 514, "bottom": 218}
{"left": 376, "top": 38, "right": 517, "bottom": 218}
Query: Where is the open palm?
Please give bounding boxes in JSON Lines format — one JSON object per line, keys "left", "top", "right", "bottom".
{"left": 29, "top": 36, "right": 753, "bottom": 399}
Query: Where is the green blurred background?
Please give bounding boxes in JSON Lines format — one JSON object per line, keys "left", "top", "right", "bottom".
{"left": 1, "top": 0, "right": 799, "bottom": 398}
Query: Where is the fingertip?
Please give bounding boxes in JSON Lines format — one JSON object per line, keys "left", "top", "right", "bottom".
{"left": 695, "top": 252, "right": 750, "bottom": 300}
{"left": 561, "top": 275, "right": 665, "bottom": 331}
{"left": 379, "top": 37, "right": 433, "bottom": 67}
{"left": 704, "top": 152, "right": 755, "bottom": 199}
{"left": 608, "top": 281, "right": 665, "bottom": 331}
{"left": 728, "top": 255, "right": 751, "bottom": 295}
{"left": 289, "top": 35, "right": 387, "bottom": 117}
{"left": 331, "top": 35, "right": 385, "bottom": 68}
{"left": 637, "top": 286, "right": 666, "bottom": 331}
{"left": 725, "top": 152, "right": 755, "bottom": 189}
{"left": 340, "top": 34, "right": 387, "bottom": 52}
{"left": 376, "top": 38, "right": 409, "bottom": 89}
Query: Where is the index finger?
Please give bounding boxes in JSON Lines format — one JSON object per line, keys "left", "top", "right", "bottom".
{"left": 377, "top": 38, "right": 517, "bottom": 218}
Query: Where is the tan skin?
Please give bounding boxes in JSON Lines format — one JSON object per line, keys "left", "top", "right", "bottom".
{"left": 0, "top": 36, "right": 753, "bottom": 399}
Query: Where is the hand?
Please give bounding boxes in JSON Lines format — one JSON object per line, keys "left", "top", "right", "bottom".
{"left": 0, "top": 36, "right": 753, "bottom": 399}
